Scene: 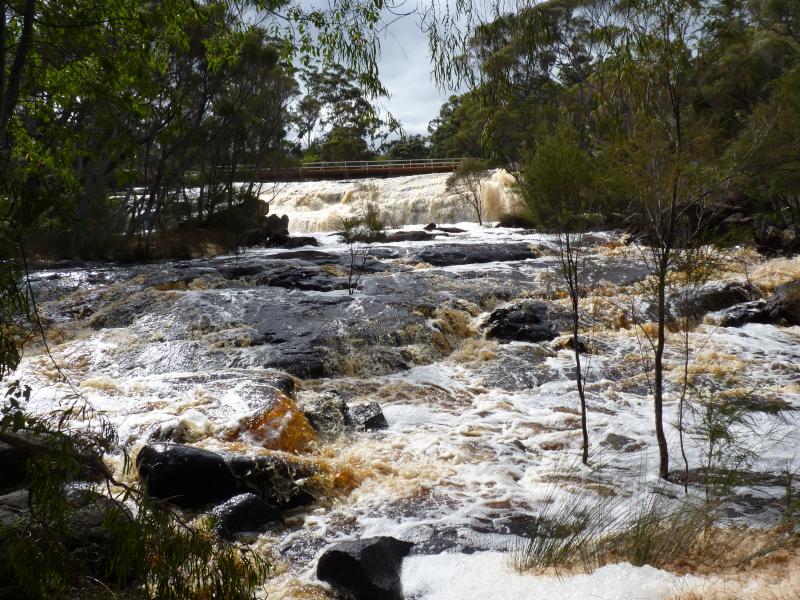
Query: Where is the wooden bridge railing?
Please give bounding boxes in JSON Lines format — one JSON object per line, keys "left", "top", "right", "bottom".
{"left": 209, "top": 158, "right": 466, "bottom": 181}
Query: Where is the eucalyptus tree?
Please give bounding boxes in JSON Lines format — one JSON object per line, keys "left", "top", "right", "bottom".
{"left": 518, "top": 122, "right": 596, "bottom": 465}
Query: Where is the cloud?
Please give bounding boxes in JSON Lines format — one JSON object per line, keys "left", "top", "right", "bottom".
{"left": 375, "top": 11, "right": 450, "bottom": 135}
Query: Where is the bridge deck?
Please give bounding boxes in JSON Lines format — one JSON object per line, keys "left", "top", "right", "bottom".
{"left": 218, "top": 158, "right": 465, "bottom": 181}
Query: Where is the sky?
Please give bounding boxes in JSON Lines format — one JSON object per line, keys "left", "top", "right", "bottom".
{"left": 373, "top": 9, "right": 452, "bottom": 136}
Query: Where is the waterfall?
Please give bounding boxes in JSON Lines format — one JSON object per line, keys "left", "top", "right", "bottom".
{"left": 259, "top": 169, "right": 525, "bottom": 232}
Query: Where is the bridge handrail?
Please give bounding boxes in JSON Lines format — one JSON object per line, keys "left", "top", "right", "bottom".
{"left": 214, "top": 158, "right": 467, "bottom": 173}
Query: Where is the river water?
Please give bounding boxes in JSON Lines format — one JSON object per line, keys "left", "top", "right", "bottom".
{"left": 15, "top": 173, "right": 800, "bottom": 599}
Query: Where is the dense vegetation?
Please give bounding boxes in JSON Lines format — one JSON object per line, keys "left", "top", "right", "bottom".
{"left": 425, "top": 0, "right": 800, "bottom": 239}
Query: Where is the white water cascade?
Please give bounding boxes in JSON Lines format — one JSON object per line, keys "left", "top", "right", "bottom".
{"left": 259, "top": 169, "right": 525, "bottom": 232}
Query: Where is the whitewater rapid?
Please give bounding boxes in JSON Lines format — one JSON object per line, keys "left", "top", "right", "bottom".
{"left": 15, "top": 218, "right": 800, "bottom": 599}
{"left": 261, "top": 170, "right": 524, "bottom": 232}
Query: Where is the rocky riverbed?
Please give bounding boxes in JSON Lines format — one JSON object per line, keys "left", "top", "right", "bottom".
{"left": 11, "top": 223, "right": 800, "bottom": 599}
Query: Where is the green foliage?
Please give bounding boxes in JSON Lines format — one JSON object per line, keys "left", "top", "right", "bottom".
{"left": 0, "top": 388, "right": 269, "bottom": 599}
{"left": 518, "top": 122, "right": 597, "bottom": 232}
{"left": 338, "top": 195, "right": 385, "bottom": 294}
{"left": 381, "top": 134, "right": 431, "bottom": 160}
{"left": 446, "top": 158, "right": 490, "bottom": 225}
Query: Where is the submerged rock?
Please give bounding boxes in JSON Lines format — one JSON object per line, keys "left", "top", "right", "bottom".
{"left": 209, "top": 493, "right": 282, "bottom": 539}
{"left": 416, "top": 243, "right": 539, "bottom": 267}
{"left": 349, "top": 402, "right": 389, "bottom": 431}
{"left": 136, "top": 443, "right": 313, "bottom": 510}
{"left": 385, "top": 230, "right": 437, "bottom": 242}
{"left": 317, "top": 536, "right": 414, "bottom": 600}
{"left": 483, "top": 300, "right": 557, "bottom": 343}
{"left": 298, "top": 391, "right": 351, "bottom": 438}
{"left": 224, "top": 392, "right": 317, "bottom": 452}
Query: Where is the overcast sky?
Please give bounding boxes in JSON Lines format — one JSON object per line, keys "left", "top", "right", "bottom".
{"left": 373, "top": 11, "right": 451, "bottom": 136}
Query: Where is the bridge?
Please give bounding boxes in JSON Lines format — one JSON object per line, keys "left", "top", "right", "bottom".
{"left": 217, "top": 158, "right": 465, "bottom": 182}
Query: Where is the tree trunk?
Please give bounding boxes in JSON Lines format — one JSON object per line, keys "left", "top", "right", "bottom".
{"left": 653, "top": 256, "right": 670, "bottom": 479}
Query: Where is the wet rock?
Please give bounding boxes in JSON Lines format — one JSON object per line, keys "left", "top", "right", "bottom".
{"left": 551, "top": 335, "right": 593, "bottom": 354}
{"left": 225, "top": 392, "right": 316, "bottom": 452}
{"left": 137, "top": 443, "right": 238, "bottom": 508}
{"left": 136, "top": 443, "right": 313, "bottom": 510}
{"left": 435, "top": 226, "right": 467, "bottom": 234}
{"left": 717, "top": 300, "right": 770, "bottom": 327}
{"left": 209, "top": 493, "right": 282, "bottom": 539}
{"left": 385, "top": 230, "right": 437, "bottom": 243}
{"left": 672, "top": 281, "right": 762, "bottom": 319}
{"left": 298, "top": 391, "right": 351, "bottom": 438}
{"left": 484, "top": 300, "right": 557, "bottom": 343}
{"left": 416, "top": 243, "right": 539, "bottom": 267}
{"left": 766, "top": 279, "right": 800, "bottom": 325}
{"left": 601, "top": 433, "right": 645, "bottom": 453}
{"left": 349, "top": 402, "right": 389, "bottom": 431}
{"left": 0, "top": 441, "right": 28, "bottom": 493}
{"left": 423, "top": 223, "right": 437, "bottom": 231}
{"left": 149, "top": 419, "right": 207, "bottom": 444}
{"left": 317, "top": 536, "right": 414, "bottom": 600}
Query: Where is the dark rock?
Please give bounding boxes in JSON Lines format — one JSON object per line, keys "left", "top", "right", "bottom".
{"left": 484, "top": 300, "right": 557, "bottom": 343}
{"left": 718, "top": 300, "right": 770, "bottom": 327}
{"left": 0, "top": 489, "right": 29, "bottom": 529}
{"left": 299, "top": 391, "right": 351, "bottom": 438}
{"left": 263, "top": 234, "right": 320, "bottom": 248}
{"left": 416, "top": 243, "right": 539, "bottom": 267}
{"left": 349, "top": 403, "right": 389, "bottom": 431}
{"left": 672, "top": 281, "right": 762, "bottom": 319}
{"left": 385, "top": 231, "right": 437, "bottom": 243}
{"left": 136, "top": 443, "right": 313, "bottom": 510}
{"left": 264, "top": 214, "right": 290, "bottom": 238}
{"left": 435, "top": 226, "right": 467, "bottom": 233}
{"left": 601, "top": 433, "right": 645, "bottom": 452}
{"left": 423, "top": 223, "right": 437, "bottom": 231}
{"left": 136, "top": 443, "right": 238, "bottom": 508}
{"left": 226, "top": 453, "right": 315, "bottom": 511}
{"left": 755, "top": 224, "right": 799, "bottom": 255}
{"left": 766, "top": 279, "right": 800, "bottom": 326}
{"left": 496, "top": 213, "right": 536, "bottom": 228}
{"left": 0, "top": 442, "right": 28, "bottom": 494}
{"left": 317, "top": 536, "right": 414, "bottom": 600}
{"left": 209, "top": 493, "right": 282, "bottom": 539}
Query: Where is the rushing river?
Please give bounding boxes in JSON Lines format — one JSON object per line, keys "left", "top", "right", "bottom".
{"left": 15, "top": 181, "right": 800, "bottom": 598}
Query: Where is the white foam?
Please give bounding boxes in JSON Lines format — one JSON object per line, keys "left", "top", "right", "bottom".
{"left": 402, "top": 552, "right": 701, "bottom": 600}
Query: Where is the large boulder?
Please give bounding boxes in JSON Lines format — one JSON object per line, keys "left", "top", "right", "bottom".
{"left": 209, "top": 493, "right": 282, "bottom": 539}
{"left": 136, "top": 443, "right": 313, "bottom": 510}
{"left": 766, "top": 279, "right": 800, "bottom": 326}
{"left": 672, "top": 281, "right": 762, "bottom": 319}
{"left": 137, "top": 443, "right": 237, "bottom": 508}
{"left": 317, "top": 536, "right": 414, "bottom": 600}
{"left": 483, "top": 300, "right": 557, "bottom": 343}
